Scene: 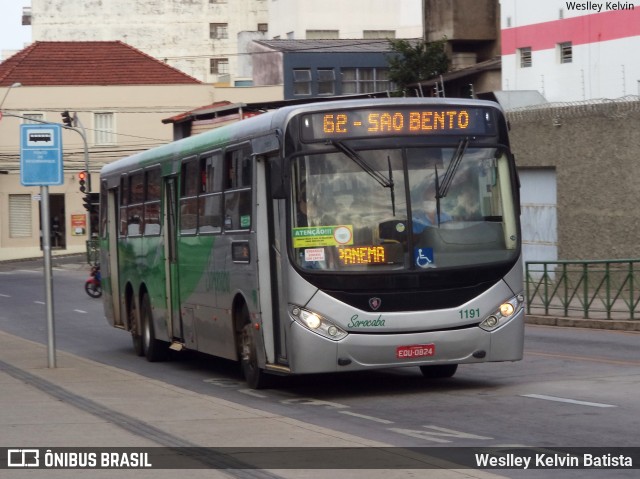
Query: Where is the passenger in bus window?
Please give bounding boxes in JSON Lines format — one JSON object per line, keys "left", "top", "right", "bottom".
{"left": 412, "top": 183, "right": 451, "bottom": 234}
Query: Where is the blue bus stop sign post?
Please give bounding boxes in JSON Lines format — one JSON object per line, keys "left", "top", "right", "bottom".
{"left": 20, "top": 123, "right": 64, "bottom": 368}
{"left": 20, "top": 124, "right": 63, "bottom": 186}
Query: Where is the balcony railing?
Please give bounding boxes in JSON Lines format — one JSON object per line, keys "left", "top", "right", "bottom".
{"left": 525, "top": 259, "right": 640, "bottom": 320}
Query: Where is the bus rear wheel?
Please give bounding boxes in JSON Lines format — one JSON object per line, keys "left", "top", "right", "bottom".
{"left": 130, "top": 296, "right": 144, "bottom": 357}
{"left": 141, "top": 293, "right": 167, "bottom": 362}
{"left": 419, "top": 364, "right": 458, "bottom": 379}
{"left": 239, "top": 309, "right": 270, "bottom": 389}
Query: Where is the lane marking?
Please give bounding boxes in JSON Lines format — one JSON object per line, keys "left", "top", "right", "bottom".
{"left": 18, "top": 269, "right": 41, "bottom": 274}
{"left": 0, "top": 294, "right": 11, "bottom": 298}
{"left": 521, "top": 394, "right": 616, "bottom": 408}
{"left": 339, "top": 410, "right": 394, "bottom": 424}
{"left": 526, "top": 350, "right": 640, "bottom": 367}
{"left": 34, "top": 301, "right": 45, "bottom": 305}
{"left": 389, "top": 425, "right": 492, "bottom": 443}
{"left": 238, "top": 388, "right": 268, "bottom": 398}
{"left": 74, "top": 309, "right": 88, "bottom": 314}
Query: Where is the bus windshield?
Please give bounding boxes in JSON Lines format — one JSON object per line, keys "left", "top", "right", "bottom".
{"left": 291, "top": 145, "right": 518, "bottom": 271}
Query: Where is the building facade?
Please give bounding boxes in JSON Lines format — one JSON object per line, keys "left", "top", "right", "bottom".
{"left": 251, "top": 39, "right": 397, "bottom": 99}
{"left": 0, "top": 41, "right": 215, "bottom": 260}
{"left": 24, "top": 0, "right": 423, "bottom": 86}
{"left": 501, "top": 0, "right": 640, "bottom": 101}
{"left": 26, "top": 0, "right": 269, "bottom": 84}
{"left": 267, "top": 0, "right": 422, "bottom": 40}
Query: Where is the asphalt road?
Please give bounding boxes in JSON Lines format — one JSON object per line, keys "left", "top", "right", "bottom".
{"left": 1, "top": 257, "right": 639, "bottom": 478}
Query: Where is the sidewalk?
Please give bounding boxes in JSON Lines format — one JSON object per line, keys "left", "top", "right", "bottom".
{"left": 0, "top": 330, "right": 505, "bottom": 479}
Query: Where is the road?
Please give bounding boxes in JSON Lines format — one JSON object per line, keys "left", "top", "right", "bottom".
{"left": 1, "top": 258, "right": 639, "bottom": 477}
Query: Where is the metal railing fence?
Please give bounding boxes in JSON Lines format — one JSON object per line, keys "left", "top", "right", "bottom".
{"left": 525, "top": 259, "right": 640, "bottom": 320}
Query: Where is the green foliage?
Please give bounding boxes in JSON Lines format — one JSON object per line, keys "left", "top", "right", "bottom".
{"left": 387, "top": 38, "right": 450, "bottom": 95}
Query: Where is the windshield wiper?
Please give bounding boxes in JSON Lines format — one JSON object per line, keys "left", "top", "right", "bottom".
{"left": 437, "top": 137, "right": 469, "bottom": 199}
{"left": 433, "top": 137, "right": 469, "bottom": 226}
{"left": 332, "top": 140, "right": 396, "bottom": 215}
{"left": 332, "top": 140, "right": 392, "bottom": 188}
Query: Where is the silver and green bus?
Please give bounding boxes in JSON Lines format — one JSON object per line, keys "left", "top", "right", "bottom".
{"left": 99, "top": 98, "right": 524, "bottom": 388}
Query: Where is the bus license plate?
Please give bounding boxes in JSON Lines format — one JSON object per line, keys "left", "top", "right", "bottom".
{"left": 396, "top": 344, "right": 435, "bottom": 359}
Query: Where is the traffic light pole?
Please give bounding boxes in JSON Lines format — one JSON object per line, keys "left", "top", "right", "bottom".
{"left": 71, "top": 114, "right": 91, "bottom": 192}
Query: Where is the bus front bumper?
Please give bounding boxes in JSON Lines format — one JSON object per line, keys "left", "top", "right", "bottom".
{"left": 286, "top": 309, "right": 524, "bottom": 374}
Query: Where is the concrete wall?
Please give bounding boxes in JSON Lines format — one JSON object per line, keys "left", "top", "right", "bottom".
{"left": 507, "top": 98, "right": 640, "bottom": 260}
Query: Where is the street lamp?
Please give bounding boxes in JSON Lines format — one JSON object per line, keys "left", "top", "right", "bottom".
{"left": 0, "top": 82, "right": 22, "bottom": 111}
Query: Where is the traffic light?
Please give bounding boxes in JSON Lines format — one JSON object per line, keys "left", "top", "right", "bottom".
{"left": 83, "top": 192, "right": 100, "bottom": 215}
{"left": 78, "top": 171, "right": 87, "bottom": 193}
{"left": 61, "top": 110, "right": 73, "bottom": 127}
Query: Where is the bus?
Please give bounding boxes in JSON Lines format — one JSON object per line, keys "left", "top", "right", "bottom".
{"left": 99, "top": 98, "right": 524, "bottom": 388}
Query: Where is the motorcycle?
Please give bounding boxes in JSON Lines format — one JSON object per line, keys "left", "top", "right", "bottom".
{"left": 85, "top": 264, "right": 102, "bottom": 298}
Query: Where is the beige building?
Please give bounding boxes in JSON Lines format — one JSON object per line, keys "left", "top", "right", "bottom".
{"left": 0, "top": 41, "right": 216, "bottom": 261}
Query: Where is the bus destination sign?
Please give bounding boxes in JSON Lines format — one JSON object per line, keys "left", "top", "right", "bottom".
{"left": 301, "top": 107, "right": 495, "bottom": 141}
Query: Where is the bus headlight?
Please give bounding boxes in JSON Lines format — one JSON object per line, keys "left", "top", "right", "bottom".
{"left": 290, "top": 305, "right": 348, "bottom": 341}
{"left": 480, "top": 294, "right": 524, "bottom": 332}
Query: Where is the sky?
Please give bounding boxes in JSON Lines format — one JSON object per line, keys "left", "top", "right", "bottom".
{"left": 0, "top": 0, "right": 32, "bottom": 60}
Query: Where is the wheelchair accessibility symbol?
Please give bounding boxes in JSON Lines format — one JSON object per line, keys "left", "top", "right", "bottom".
{"left": 414, "top": 247, "right": 435, "bottom": 269}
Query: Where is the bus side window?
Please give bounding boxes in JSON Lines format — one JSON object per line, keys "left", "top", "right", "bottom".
{"left": 199, "top": 153, "right": 223, "bottom": 234}
{"left": 119, "top": 175, "right": 128, "bottom": 237}
{"left": 180, "top": 159, "right": 199, "bottom": 234}
{"left": 127, "top": 172, "right": 144, "bottom": 236}
{"left": 224, "top": 147, "right": 252, "bottom": 231}
{"left": 144, "top": 168, "right": 161, "bottom": 236}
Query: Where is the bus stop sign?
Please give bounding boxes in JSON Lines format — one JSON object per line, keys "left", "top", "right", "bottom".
{"left": 20, "top": 124, "right": 64, "bottom": 186}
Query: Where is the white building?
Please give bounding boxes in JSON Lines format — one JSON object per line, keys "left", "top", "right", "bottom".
{"left": 268, "top": 0, "right": 422, "bottom": 39}
{"left": 27, "top": 0, "right": 269, "bottom": 85}
{"left": 500, "top": 0, "right": 640, "bottom": 101}
{"left": 25, "top": 0, "right": 422, "bottom": 85}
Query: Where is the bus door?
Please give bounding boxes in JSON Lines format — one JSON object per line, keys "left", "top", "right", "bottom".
{"left": 258, "top": 150, "right": 288, "bottom": 366}
{"left": 163, "top": 176, "right": 183, "bottom": 342}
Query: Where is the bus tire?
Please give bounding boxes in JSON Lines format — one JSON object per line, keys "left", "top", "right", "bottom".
{"left": 419, "top": 364, "right": 458, "bottom": 379}
{"left": 239, "top": 308, "right": 270, "bottom": 389}
{"left": 141, "top": 293, "right": 167, "bottom": 362}
{"left": 129, "top": 295, "right": 144, "bottom": 357}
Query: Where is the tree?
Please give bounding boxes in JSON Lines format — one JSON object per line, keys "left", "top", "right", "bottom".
{"left": 387, "top": 38, "right": 450, "bottom": 95}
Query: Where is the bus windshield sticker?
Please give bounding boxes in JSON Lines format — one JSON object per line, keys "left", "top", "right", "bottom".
{"left": 292, "top": 225, "right": 353, "bottom": 248}
{"left": 304, "top": 248, "right": 326, "bottom": 262}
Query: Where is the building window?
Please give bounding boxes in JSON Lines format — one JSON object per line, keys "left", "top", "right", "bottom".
{"left": 94, "top": 112, "right": 115, "bottom": 145}
{"left": 342, "top": 68, "right": 390, "bottom": 94}
{"left": 210, "top": 23, "right": 228, "bottom": 39}
{"left": 22, "top": 113, "right": 44, "bottom": 124}
{"left": 363, "top": 30, "right": 395, "bottom": 39}
{"left": 317, "top": 69, "right": 335, "bottom": 95}
{"left": 257, "top": 23, "right": 268, "bottom": 33}
{"left": 559, "top": 42, "right": 572, "bottom": 64}
{"left": 9, "top": 194, "right": 32, "bottom": 238}
{"left": 293, "top": 69, "right": 312, "bottom": 95}
{"left": 306, "top": 30, "right": 339, "bottom": 39}
{"left": 210, "top": 58, "right": 229, "bottom": 74}
{"left": 519, "top": 47, "right": 532, "bottom": 68}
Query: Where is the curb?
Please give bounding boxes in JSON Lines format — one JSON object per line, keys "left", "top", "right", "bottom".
{"left": 525, "top": 315, "right": 640, "bottom": 332}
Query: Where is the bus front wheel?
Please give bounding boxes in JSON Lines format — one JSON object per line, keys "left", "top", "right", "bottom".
{"left": 239, "top": 310, "right": 270, "bottom": 389}
{"left": 419, "top": 364, "right": 458, "bottom": 379}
